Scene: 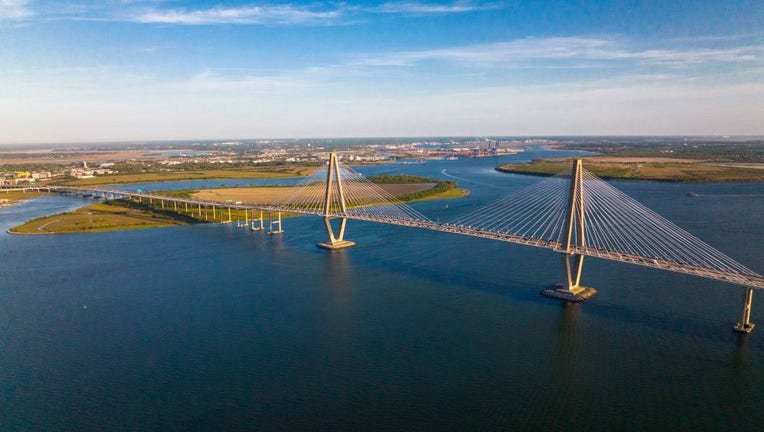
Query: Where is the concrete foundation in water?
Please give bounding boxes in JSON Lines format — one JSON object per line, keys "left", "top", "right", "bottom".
{"left": 317, "top": 240, "right": 356, "bottom": 250}
{"left": 541, "top": 284, "right": 598, "bottom": 302}
{"left": 734, "top": 322, "right": 755, "bottom": 334}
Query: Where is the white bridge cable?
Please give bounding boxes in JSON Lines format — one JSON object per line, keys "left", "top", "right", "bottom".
{"left": 337, "top": 167, "right": 431, "bottom": 222}
{"left": 271, "top": 169, "right": 327, "bottom": 214}
{"left": 450, "top": 172, "right": 571, "bottom": 242}
{"left": 448, "top": 164, "right": 760, "bottom": 279}
{"left": 579, "top": 168, "right": 760, "bottom": 277}
{"left": 271, "top": 164, "right": 430, "bottom": 222}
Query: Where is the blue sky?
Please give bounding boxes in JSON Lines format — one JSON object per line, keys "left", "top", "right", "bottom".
{"left": 0, "top": 0, "right": 762, "bottom": 143}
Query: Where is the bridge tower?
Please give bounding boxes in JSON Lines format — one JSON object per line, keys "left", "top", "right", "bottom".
{"left": 734, "top": 287, "right": 755, "bottom": 333}
{"left": 542, "top": 159, "right": 598, "bottom": 302}
{"left": 317, "top": 152, "right": 356, "bottom": 250}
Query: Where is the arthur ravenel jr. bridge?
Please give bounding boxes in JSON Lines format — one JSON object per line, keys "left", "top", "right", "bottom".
{"left": 9, "top": 153, "right": 763, "bottom": 333}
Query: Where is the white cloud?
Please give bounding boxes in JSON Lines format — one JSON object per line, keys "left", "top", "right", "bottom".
{"left": 374, "top": 1, "right": 498, "bottom": 14}
{"left": 0, "top": 0, "right": 32, "bottom": 20}
{"left": 175, "top": 69, "right": 303, "bottom": 92}
{"left": 353, "top": 37, "right": 762, "bottom": 68}
{"left": 130, "top": 1, "right": 496, "bottom": 25}
{"left": 133, "top": 4, "right": 347, "bottom": 25}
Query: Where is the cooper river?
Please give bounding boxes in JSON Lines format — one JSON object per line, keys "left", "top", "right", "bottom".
{"left": 2, "top": 147, "right": 763, "bottom": 430}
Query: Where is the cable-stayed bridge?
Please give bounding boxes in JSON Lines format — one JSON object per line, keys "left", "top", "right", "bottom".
{"left": 7, "top": 153, "right": 762, "bottom": 333}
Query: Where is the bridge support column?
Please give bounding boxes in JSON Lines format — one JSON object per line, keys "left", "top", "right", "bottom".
{"left": 318, "top": 217, "right": 355, "bottom": 250}
{"left": 542, "top": 159, "right": 597, "bottom": 302}
{"left": 251, "top": 210, "right": 264, "bottom": 231}
{"left": 317, "top": 152, "right": 355, "bottom": 250}
{"left": 734, "top": 287, "right": 755, "bottom": 334}
{"left": 268, "top": 211, "right": 283, "bottom": 235}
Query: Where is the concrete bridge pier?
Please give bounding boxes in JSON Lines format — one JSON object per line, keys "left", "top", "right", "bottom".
{"left": 543, "top": 253, "right": 596, "bottom": 302}
{"left": 241, "top": 209, "right": 248, "bottom": 228}
{"left": 268, "top": 211, "right": 283, "bottom": 235}
{"left": 251, "top": 210, "right": 264, "bottom": 231}
{"left": 734, "top": 287, "right": 755, "bottom": 333}
{"left": 318, "top": 217, "right": 355, "bottom": 250}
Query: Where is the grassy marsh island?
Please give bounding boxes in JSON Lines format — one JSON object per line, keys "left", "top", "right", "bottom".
{"left": 0, "top": 190, "right": 49, "bottom": 207}
{"left": 496, "top": 157, "right": 764, "bottom": 182}
{"left": 9, "top": 199, "right": 202, "bottom": 234}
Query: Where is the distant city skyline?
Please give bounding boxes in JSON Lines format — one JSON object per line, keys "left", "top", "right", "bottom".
{"left": 1, "top": 0, "right": 762, "bottom": 144}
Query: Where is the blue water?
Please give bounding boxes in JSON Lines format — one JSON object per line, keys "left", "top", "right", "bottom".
{"left": 2, "top": 148, "right": 764, "bottom": 430}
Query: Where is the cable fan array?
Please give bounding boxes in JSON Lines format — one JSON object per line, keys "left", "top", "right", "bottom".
{"left": 452, "top": 166, "right": 760, "bottom": 278}
{"left": 273, "top": 165, "right": 430, "bottom": 222}
{"left": 578, "top": 168, "right": 760, "bottom": 278}
{"left": 450, "top": 172, "right": 572, "bottom": 244}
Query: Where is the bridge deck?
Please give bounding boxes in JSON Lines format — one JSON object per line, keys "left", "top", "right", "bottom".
{"left": 10, "top": 185, "right": 764, "bottom": 290}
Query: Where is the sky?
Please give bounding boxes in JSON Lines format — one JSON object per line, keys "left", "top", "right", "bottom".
{"left": 0, "top": 0, "right": 762, "bottom": 144}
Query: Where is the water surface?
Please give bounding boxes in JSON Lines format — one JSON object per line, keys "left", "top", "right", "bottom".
{"left": 2, "top": 148, "right": 763, "bottom": 430}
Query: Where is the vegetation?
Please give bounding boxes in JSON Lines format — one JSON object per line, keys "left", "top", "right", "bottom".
{"left": 496, "top": 158, "right": 764, "bottom": 182}
{"left": 558, "top": 139, "right": 764, "bottom": 163}
{"left": 1, "top": 190, "right": 49, "bottom": 206}
{"left": 396, "top": 180, "right": 464, "bottom": 201}
{"left": 367, "top": 174, "right": 468, "bottom": 201}
{"left": 9, "top": 199, "right": 204, "bottom": 234}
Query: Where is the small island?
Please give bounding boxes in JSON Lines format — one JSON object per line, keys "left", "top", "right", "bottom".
{"left": 8, "top": 199, "right": 201, "bottom": 234}
{"left": 1, "top": 190, "right": 49, "bottom": 208}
